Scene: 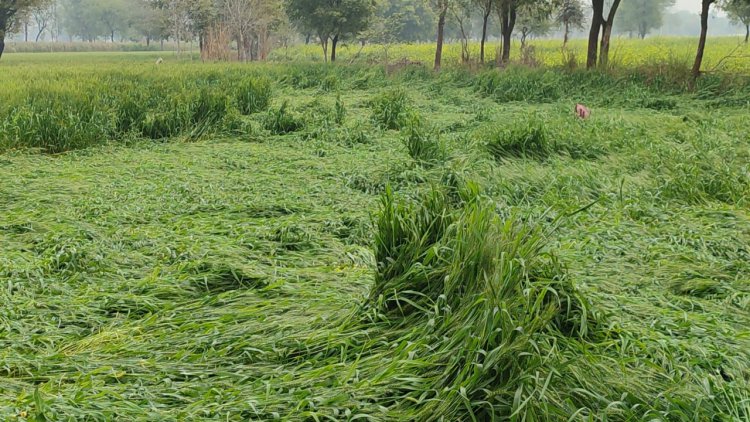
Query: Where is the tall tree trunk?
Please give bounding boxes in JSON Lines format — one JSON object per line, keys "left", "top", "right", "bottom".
{"left": 587, "top": 0, "right": 604, "bottom": 69}
{"left": 564, "top": 22, "right": 570, "bottom": 47}
{"left": 480, "top": 9, "right": 490, "bottom": 63}
{"left": 598, "top": 0, "right": 621, "bottom": 68}
{"left": 745, "top": 24, "right": 749, "bottom": 43}
{"left": 0, "top": 31, "right": 5, "bottom": 60}
{"left": 434, "top": 5, "right": 447, "bottom": 71}
{"left": 24, "top": 22, "right": 28, "bottom": 42}
{"left": 259, "top": 28, "right": 269, "bottom": 60}
{"left": 245, "top": 35, "right": 252, "bottom": 62}
{"left": 321, "top": 35, "right": 328, "bottom": 63}
{"left": 692, "top": 0, "right": 714, "bottom": 79}
{"left": 331, "top": 34, "right": 339, "bottom": 62}
{"left": 599, "top": 23, "right": 613, "bottom": 66}
{"left": 499, "top": 4, "right": 517, "bottom": 65}
{"left": 147, "top": 35, "right": 151, "bottom": 47}
{"left": 238, "top": 34, "right": 242, "bottom": 61}
{"left": 111, "top": 31, "right": 115, "bottom": 43}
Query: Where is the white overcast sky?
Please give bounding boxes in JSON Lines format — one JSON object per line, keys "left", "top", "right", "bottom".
{"left": 671, "top": 0, "right": 727, "bottom": 16}
{"left": 673, "top": 0, "right": 700, "bottom": 13}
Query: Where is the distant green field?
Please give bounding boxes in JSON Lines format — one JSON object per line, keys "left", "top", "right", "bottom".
{"left": 0, "top": 53, "right": 749, "bottom": 420}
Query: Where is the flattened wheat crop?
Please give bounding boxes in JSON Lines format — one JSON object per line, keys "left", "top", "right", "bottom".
{"left": 0, "top": 52, "right": 749, "bottom": 421}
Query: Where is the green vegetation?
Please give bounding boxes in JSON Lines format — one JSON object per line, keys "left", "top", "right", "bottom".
{"left": 0, "top": 52, "right": 749, "bottom": 420}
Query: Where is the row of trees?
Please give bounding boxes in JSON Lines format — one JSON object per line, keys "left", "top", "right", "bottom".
{"left": 0, "top": 0, "right": 171, "bottom": 46}
{"left": 423, "top": 0, "right": 748, "bottom": 75}
{"left": 1, "top": 0, "right": 750, "bottom": 72}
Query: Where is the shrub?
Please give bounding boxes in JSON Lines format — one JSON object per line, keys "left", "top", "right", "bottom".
{"left": 334, "top": 95, "right": 347, "bottom": 125}
{"left": 272, "top": 225, "right": 313, "bottom": 251}
{"left": 484, "top": 118, "right": 552, "bottom": 160}
{"left": 642, "top": 97, "right": 678, "bottom": 111}
{"left": 320, "top": 75, "right": 339, "bottom": 92}
{"left": 236, "top": 77, "right": 272, "bottom": 115}
{"left": 303, "top": 121, "right": 370, "bottom": 146}
{"left": 659, "top": 157, "right": 748, "bottom": 205}
{"left": 264, "top": 101, "right": 303, "bottom": 135}
{"left": 338, "top": 124, "right": 370, "bottom": 146}
{"left": 188, "top": 88, "right": 230, "bottom": 138}
{"left": 2, "top": 91, "right": 116, "bottom": 153}
{"left": 140, "top": 110, "right": 187, "bottom": 140}
{"left": 402, "top": 115, "right": 446, "bottom": 167}
{"left": 371, "top": 89, "right": 410, "bottom": 130}
{"left": 113, "top": 88, "right": 149, "bottom": 135}
{"left": 368, "top": 185, "right": 586, "bottom": 418}
{"left": 475, "top": 68, "right": 562, "bottom": 103}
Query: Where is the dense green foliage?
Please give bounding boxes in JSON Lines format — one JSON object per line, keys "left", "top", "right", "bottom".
{"left": 616, "top": 0, "right": 675, "bottom": 39}
{"left": 285, "top": 0, "right": 375, "bottom": 61}
{"left": 0, "top": 52, "right": 749, "bottom": 420}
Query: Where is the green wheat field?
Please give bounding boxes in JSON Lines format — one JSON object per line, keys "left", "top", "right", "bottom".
{"left": 0, "top": 48, "right": 749, "bottom": 420}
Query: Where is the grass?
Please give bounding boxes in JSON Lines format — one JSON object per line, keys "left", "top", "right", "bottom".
{"left": 0, "top": 50, "right": 749, "bottom": 420}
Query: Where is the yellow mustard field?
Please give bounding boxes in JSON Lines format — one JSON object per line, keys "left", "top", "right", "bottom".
{"left": 271, "top": 37, "right": 750, "bottom": 73}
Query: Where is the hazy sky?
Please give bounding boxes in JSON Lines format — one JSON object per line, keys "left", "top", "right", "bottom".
{"left": 672, "top": 0, "right": 700, "bottom": 13}
{"left": 671, "top": 0, "right": 727, "bottom": 17}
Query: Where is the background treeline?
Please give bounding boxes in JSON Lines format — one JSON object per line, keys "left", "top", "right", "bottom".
{"left": 3, "top": 1, "right": 750, "bottom": 49}
{"left": 1, "top": 0, "right": 749, "bottom": 72}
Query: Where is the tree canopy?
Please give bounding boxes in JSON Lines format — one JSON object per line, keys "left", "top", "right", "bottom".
{"left": 1, "top": 0, "right": 48, "bottom": 57}
{"left": 556, "top": 0, "right": 585, "bottom": 46}
{"left": 285, "top": 0, "right": 374, "bottom": 61}
{"left": 616, "top": 0, "right": 675, "bottom": 39}
{"left": 720, "top": 0, "right": 750, "bottom": 42}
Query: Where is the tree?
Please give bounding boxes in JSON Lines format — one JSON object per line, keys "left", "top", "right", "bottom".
{"left": 131, "top": 1, "right": 170, "bottom": 46}
{"left": 250, "top": 0, "right": 284, "bottom": 60}
{"left": 167, "top": 0, "right": 191, "bottom": 53}
{"left": 587, "top": 0, "right": 622, "bottom": 68}
{"left": 451, "top": 0, "right": 472, "bottom": 63}
{"left": 362, "top": 6, "right": 406, "bottom": 68}
{"left": 1, "top": 0, "right": 46, "bottom": 58}
{"left": 720, "top": 0, "right": 750, "bottom": 42}
{"left": 377, "top": 0, "right": 434, "bottom": 42}
{"left": 62, "top": 0, "right": 145, "bottom": 42}
{"left": 517, "top": 1, "right": 553, "bottom": 50}
{"left": 286, "top": 0, "right": 374, "bottom": 62}
{"left": 30, "top": 0, "right": 54, "bottom": 41}
{"left": 496, "top": 0, "right": 517, "bottom": 65}
{"left": 496, "top": 0, "right": 557, "bottom": 65}
{"left": 617, "top": 0, "right": 674, "bottom": 39}
{"left": 556, "top": 0, "right": 584, "bottom": 47}
{"left": 185, "top": 0, "right": 217, "bottom": 56}
{"left": 146, "top": 0, "right": 196, "bottom": 54}
{"left": 692, "top": 0, "right": 715, "bottom": 78}
{"left": 221, "top": 0, "right": 283, "bottom": 61}
{"left": 96, "top": 0, "right": 130, "bottom": 42}
{"left": 431, "top": 0, "right": 451, "bottom": 70}
{"left": 474, "top": 0, "right": 493, "bottom": 62}
{"left": 222, "top": 0, "right": 254, "bottom": 61}
{"left": 62, "top": 0, "right": 105, "bottom": 41}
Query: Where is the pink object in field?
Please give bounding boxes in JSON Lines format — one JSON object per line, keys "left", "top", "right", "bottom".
{"left": 575, "top": 103, "right": 591, "bottom": 119}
